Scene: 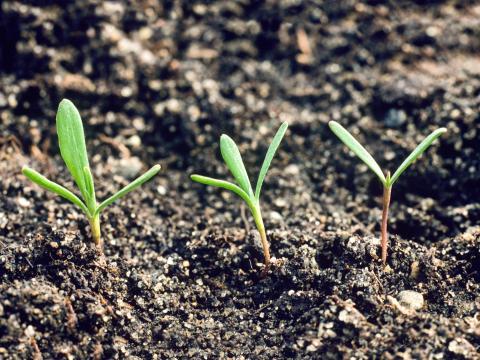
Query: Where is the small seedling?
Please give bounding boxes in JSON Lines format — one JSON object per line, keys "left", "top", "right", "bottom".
{"left": 329, "top": 121, "right": 447, "bottom": 266}
{"left": 191, "top": 122, "right": 288, "bottom": 268}
{"left": 22, "top": 99, "right": 161, "bottom": 252}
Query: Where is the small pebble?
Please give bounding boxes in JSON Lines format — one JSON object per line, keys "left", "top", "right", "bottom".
{"left": 126, "top": 135, "right": 141, "bottom": 148}
{"left": 274, "top": 198, "right": 287, "bottom": 207}
{"left": 448, "top": 338, "right": 477, "bottom": 357}
{"left": 17, "top": 197, "right": 30, "bottom": 208}
{"left": 270, "top": 211, "right": 283, "bottom": 222}
{"left": 384, "top": 108, "right": 407, "bottom": 128}
{"left": 111, "top": 157, "right": 143, "bottom": 179}
{"left": 397, "top": 290, "right": 424, "bottom": 311}
{"left": 338, "top": 304, "right": 366, "bottom": 328}
{"left": 25, "top": 325, "right": 35, "bottom": 337}
{"left": 157, "top": 185, "right": 167, "bottom": 196}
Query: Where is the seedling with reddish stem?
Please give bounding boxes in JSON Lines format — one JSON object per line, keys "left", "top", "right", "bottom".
{"left": 329, "top": 121, "right": 447, "bottom": 265}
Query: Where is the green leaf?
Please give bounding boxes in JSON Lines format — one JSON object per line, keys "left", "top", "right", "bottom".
{"left": 220, "top": 134, "right": 254, "bottom": 197}
{"left": 95, "top": 164, "right": 161, "bottom": 215}
{"left": 190, "top": 174, "right": 254, "bottom": 209}
{"left": 83, "top": 166, "right": 96, "bottom": 212}
{"left": 255, "top": 122, "right": 288, "bottom": 200}
{"left": 56, "top": 99, "right": 93, "bottom": 204}
{"left": 329, "top": 121, "right": 386, "bottom": 185}
{"left": 389, "top": 127, "right": 447, "bottom": 186}
{"left": 22, "top": 166, "right": 90, "bottom": 216}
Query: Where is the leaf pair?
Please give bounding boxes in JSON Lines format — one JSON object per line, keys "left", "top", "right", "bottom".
{"left": 23, "top": 99, "right": 161, "bottom": 248}
{"left": 329, "top": 120, "right": 447, "bottom": 266}
{"left": 192, "top": 122, "right": 288, "bottom": 205}
{"left": 329, "top": 121, "right": 447, "bottom": 187}
{"left": 191, "top": 122, "right": 289, "bottom": 266}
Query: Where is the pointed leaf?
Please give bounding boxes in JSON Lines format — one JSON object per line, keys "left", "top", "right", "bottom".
{"left": 255, "top": 122, "right": 288, "bottom": 200}
{"left": 95, "top": 164, "right": 161, "bottom": 215}
{"left": 389, "top": 127, "right": 447, "bottom": 186}
{"left": 56, "top": 99, "right": 93, "bottom": 204}
{"left": 220, "top": 134, "right": 254, "bottom": 197}
{"left": 190, "top": 174, "right": 254, "bottom": 209}
{"left": 329, "top": 121, "right": 386, "bottom": 185}
{"left": 22, "top": 166, "right": 90, "bottom": 216}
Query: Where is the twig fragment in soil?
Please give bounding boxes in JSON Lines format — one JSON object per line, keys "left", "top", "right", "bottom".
{"left": 30, "top": 336, "right": 42, "bottom": 360}
{"left": 92, "top": 342, "right": 103, "bottom": 360}
{"left": 0, "top": 135, "right": 22, "bottom": 157}
{"left": 65, "top": 297, "right": 78, "bottom": 331}
{"left": 255, "top": 301, "right": 273, "bottom": 314}
{"left": 98, "top": 134, "right": 131, "bottom": 158}
{"left": 371, "top": 269, "right": 385, "bottom": 294}
{"left": 296, "top": 27, "right": 313, "bottom": 64}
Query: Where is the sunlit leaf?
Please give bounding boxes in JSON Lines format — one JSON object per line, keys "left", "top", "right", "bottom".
{"left": 191, "top": 174, "right": 253, "bottom": 207}
{"left": 95, "top": 164, "right": 161, "bottom": 215}
{"left": 329, "top": 121, "right": 386, "bottom": 185}
{"left": 56, "top": 99, "right": 93, "bottom": 203}
{"left": 22, "top": 166, "right": 90, "bottom": 216}
{"left": 389, "top": 127, "right": 447, "bottom": 186}
{"left": 255, "top": 122, "right": 288, "bottom": 200}
{"left": 220, "top": 134, "right": 254, "bottom": 197}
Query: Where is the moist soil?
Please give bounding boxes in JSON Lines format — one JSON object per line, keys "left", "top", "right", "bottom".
{"left": 1, "top": 1, "right": 479, "bottom": 359}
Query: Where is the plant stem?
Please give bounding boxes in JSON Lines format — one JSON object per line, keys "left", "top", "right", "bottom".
{"left": 89, "top": 213, "right": 102, "bottom": 251}
{"left": 381, "top": 174, "right": 392, "bottom": 266}
{"left": 251, "top": 205, "right": 271, "bottom": 267}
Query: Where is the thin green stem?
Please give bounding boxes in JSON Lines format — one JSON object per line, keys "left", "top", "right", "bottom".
{"left": 89, "top": 213, "right": 102, "bottom": 252}
{"left": 250, "top": 203, "right": 270, "bottom": 267}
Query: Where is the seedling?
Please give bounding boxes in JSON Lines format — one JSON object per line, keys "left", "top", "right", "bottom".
{"left": 329, "top": 121, "right": 447, "bottom": 265}
{"left": 22, "top": 99, "right": 161, "bottom": 252}
{"left": 191, "top": 122, "right": 288, "bottom": 268}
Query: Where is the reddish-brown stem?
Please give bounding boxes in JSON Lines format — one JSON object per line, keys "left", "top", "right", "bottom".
{"left": 258, "top": 228, "right": 271, "bottom": 278}
{"left": 259, "top": 228, "right": 271, "bottom": 267}
{"left": 381, "top": 175, "right": 392, "bottom": 266}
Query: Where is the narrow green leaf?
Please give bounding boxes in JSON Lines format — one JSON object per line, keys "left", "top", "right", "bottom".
{"left": 255, "top": 122, "right": 288, "bottom": 200}
{"left": 56, "top": 99, "right": 93, "bottom": 203}
{"left": 22, "top": 166, "right": 90, "bottom": 216}
{"left": 220, "top": 134, "right": 254, "bottom": 197}
{"left": 329, "top": 121, "right": 386, "bottom": 185}
{"left": 190, "top": 174, "right": 254, "bottom": 209}
{"left": 95, "top": 164, "right": 161, "bottom": 215}
{"left": 389, "top": 127, "right": 447, "bottom": 186}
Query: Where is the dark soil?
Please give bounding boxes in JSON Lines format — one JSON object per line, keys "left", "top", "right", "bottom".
{"left": 1, "top": 0, "right": 479, "bottom": 359}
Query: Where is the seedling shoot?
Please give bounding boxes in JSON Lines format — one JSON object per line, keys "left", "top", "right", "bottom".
{"left": 22, "top": 99, "right": 161, "bottom": 253}
{"left": 191, "top": 122, "right": 288, "bottom": 268}
{"left": 329, "top": 121, "right": 447, "bottom": 266}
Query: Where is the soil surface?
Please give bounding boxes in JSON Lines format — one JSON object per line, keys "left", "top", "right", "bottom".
{"left": 1, "top": 0, "right": 479, "bottom": 359}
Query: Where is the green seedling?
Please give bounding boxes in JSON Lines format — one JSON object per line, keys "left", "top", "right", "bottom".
{"left": 22, "top": 99, "right": 161, "bottom": 252}
{"left": 329, "top": 121, "right": 447, "bottom": 266}
{"left": 191, "top": 122, "right": 288, "bottom": 268}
